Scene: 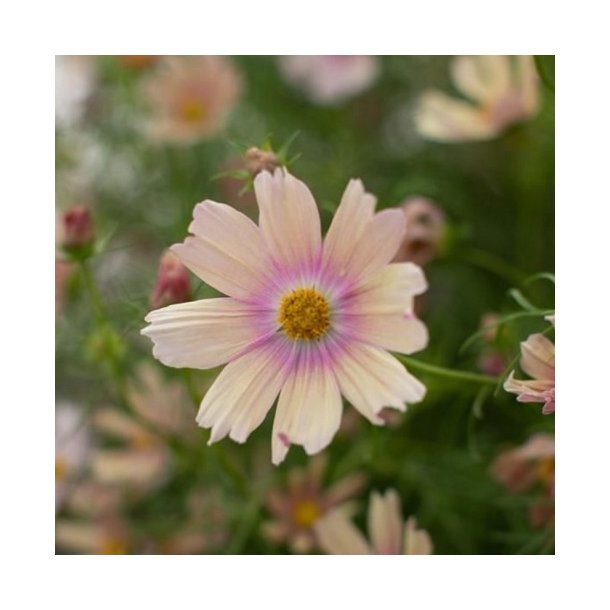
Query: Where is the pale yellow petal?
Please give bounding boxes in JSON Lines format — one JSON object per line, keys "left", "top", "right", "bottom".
{"left": 332, "top": 341, "right": 426, "bottom": 424}
{"left": 451, "top": 55, "right": 511, "bottom": 103}
{"left": 254, "top": 169, "right": 322, "bottom": 276}
{"left": 314, "top": 508, "right": 370, "bottom": 555}
{"left": 271, "top": 345, "right": 342, "bottom": 465}
{"left": 172, "top": 200, "right": 275, "bottom": 300}
{"left": 416, "top": 90, "right": 498, "bottom": 142}
{"left": 520, "top": 333, "right": 554, "bottom": 380}
{"left": 368, "top": 489, "right": 404, "bottom": 554}
{"left": 142, "top": 298, "right": 275, "bottom": 370}
{"left": 197, "top": 338, "right": 294, "bottom": 445}
{"left": 322, "top": 178, "right": 376, "bottom": 275}
{"left": 403, "top": 517, "right": 434, "bottom": 555}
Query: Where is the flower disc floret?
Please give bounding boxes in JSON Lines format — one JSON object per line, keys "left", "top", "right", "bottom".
{"left": 278, "top": 288, "right": 331, "bottom": 341}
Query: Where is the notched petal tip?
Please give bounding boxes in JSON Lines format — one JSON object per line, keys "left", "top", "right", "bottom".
{"left": 271, "top": 433, "right": 291, "bottom": 466}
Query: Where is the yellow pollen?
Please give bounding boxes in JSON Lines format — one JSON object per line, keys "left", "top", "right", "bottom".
{"left": 278, "top": 287, "right": 331, "bottom": 341}
{"left": 133, "top": 431, "right": 155, "bottom": 450}
{"left": 180, "top": 99, "right": 206, "bottom": 123}
{"left": 292, "top": 500, "right": 322, "bottom": 528}
{"left": 537, "top": 457, "right": 555, "bottom": 486}
{"left": 101, "top": 538, "right": 128, "bottom": 555}
{"left": 55, "top": 458, "right": 67, "bottom": 480}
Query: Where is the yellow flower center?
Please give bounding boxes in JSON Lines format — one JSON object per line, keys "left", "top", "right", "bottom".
{"left": 101, "top": 538, "right": 128, "bottom": 555}
{"left": 537, "top": 457, "right": 555, "bottom": 486}
{"left": 180, "top": 99, "right": 206, "bottom": 123}
{"left": 278, "top": 288, "right": 331, "bottom": 341}
{"left": 292, "top": 500, "right": 322, "bottom": 528}
{"left": 55, "top": 458, "right": 67, "bottom": 480}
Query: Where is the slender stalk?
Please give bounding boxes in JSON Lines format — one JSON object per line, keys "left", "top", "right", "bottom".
{"left": 182, "top": 369, "right": 201, "bottom": 410}
{"left": 79, "top": 260, "right": 105, "bottom": 325}
{"left": 397, "top": 355, "right": 500, "bottom": 387}
{"left": 212, "top": 444, "right": 249, "bottom": 497}
{"left": 78, "top": 260, "right": 175, "bottom": 446}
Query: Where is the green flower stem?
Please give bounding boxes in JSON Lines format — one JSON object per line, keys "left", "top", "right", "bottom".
{"left": 79, "top": 260, "right": 105, "bottom": 326}
{"left": 181, "top": 369, "right": 201, "bottom": 410}
{"left": 397, "top": 355, "right": 500, "bottom": 387}
{"left": 78, "top": 260, "right": 176, "bottom": 446}
{"left": 212, "top": 443, "right": 249, "bottom": 497}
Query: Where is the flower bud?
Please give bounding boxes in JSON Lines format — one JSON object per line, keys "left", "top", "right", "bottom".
{"left": 392, "top": 197, "right": 446, "bottom": 266}
{"left": 244, "top": 147, "right": 280, "bottom": 176}
{"left": 61, "top": 205, "right": 95, "bottom": 255}
{"left": 150, "top": 250, "right": 191, "bottom": 309}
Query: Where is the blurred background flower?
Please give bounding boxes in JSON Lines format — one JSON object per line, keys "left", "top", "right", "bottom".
{"left": 55, "top": 402, "right": 92, "bottom": 511}
{"left": 140, "top": 56, "right": 242, "bottom": 144}
{"left": 278, "top": 55, "right": 379, "bottom": 105}
{"left": 392, "top": 196, "right": 447, "bottom": 266}
{"left": 262, "top": 455, "right": 366, "bottom": 553}
{"left": 314, "top": 488, "right": 433, "bottom": 555}
{"left": 55, "top": 56, "right": 96, "bottom": 128}
{"left": 415, "top": 55, "right": 539, "bottom": 142}
{"left": 491, "top": 433, "right": 554, "bottom": 529}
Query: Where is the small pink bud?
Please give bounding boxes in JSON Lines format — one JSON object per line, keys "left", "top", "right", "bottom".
{"left": 244, "top": 147, "right": 280, "bottom": 176}
{"left": 150, "top": 250, "right": 191, "bottom": 309}
{"left": 393, "top": 197, "right": 446, "bottom": 266}
{"left": 479, "top": 352, "right": 506, "bottom": 376}
{"left": 62, "top": 205, "right": 95, "bottom": 250}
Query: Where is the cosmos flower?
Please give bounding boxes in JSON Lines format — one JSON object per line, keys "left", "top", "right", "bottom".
{"left": 279, "top": 56, "right": 379, "bottom": 105}
{"left": 490, "top": 433, "right": 554, "bottom": 528}
{"left": 141, "top": 56, "right": 241, "bottom": 144}
{"left": 261, "top": 454, "right": 366, "bottom": 553}
{"left": 56, "top": 402, "right": 92, "bottom": 510}
{"left": 392, "top": 196, "right": 447, "bottom": 266}
{"left": 142, "top": 169, "right": 429, "bottom": 464}
{"left": 504, "top": 315, "right": 555, "bottom": 414}
{"left": 314, "top": 489, "right": 433, "bottom": 555}
{"left": 415, "top": 55, "right": 540, "bottom": 142}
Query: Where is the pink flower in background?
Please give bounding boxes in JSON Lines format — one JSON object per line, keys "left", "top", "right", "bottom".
{"left": 415, "top": 55, "right": 540, "bottom": 142}
{"left": 141, "top": 56, "right": 241, "bottom": 144}
{"left": 504, "top": 316, "right": 555, "bottom": 414}
{"left": 143, "top": 169, "right": 428, "bottom": 464}
{"left": 150, "top": 250, "right": 192, "bottom": 309}
{"left": 55, "top": 517, "right": 131, "bottom": 554}
{"left": 392, "top": 196, "right": 447, "bottom": 266}
{"left": 279, "top": 56, "right": 379, "bottom": 105}
{"left": 91, "top": 364, "right": 194, "bottom": 492}
{"left": 490, "top": 433, "right": 554, "bottom": 528}
{"left": 314, "top": 489, "right": 433, "bottom": 555}
{"left": 56, "top": 402, "right": 92, "bottom": 510}
{"left": 262, "top": 454, "right": 366, "bottom": 553}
